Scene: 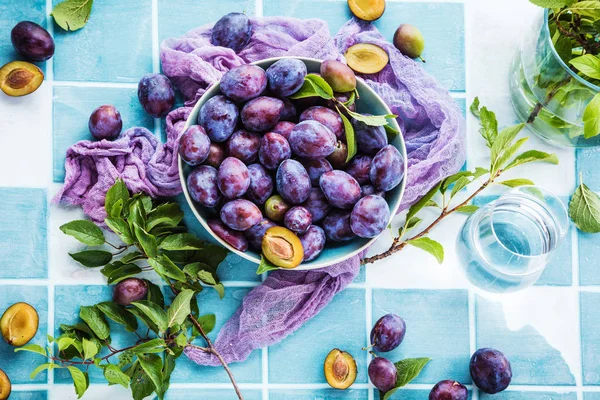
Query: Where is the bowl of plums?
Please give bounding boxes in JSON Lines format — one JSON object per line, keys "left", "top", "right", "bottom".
{"left": 178, "top": 56, "right": 407, "bottom": 270}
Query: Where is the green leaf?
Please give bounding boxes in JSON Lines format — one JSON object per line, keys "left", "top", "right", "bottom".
{"left": 14, "top": 343, "right": 46, "bottom": 356}
{"left": 130, "top": 338, "right": 166, "bottom": 354}
{"left": 499, "top": 178, "right": 535, "bottom": 188}
{"left": 69, "top": 250, "right": 112, "bottom": 268}
{"left": 456, "top": 205, "right": 479, "bottom": 214}
{"left": 569, "top": 1, "right": 600, "bottom": 19}
{"left": 67, "top": 366, "right": 89, "bottom": 399}
{"left": 103, "top": 364, "right": 130, "bottom": 388}
{"left": 117, "top": 351, "right": 134, "bottom": 369}
{"left": 82, "top": 337, "right": 98, "bottom": 360}
{"left": 131, "top": 301, "right": 168, "bottom": 333}
{"left": 57, "top": 336, "right": 82, "bottom": 353}
{"left": 197, "top": 314, "right": 216, "bottom": 334}
{"left": 145, "top": 280, "right": 165, "bottom": 308}
{"left": 60, "top": 322, "right": 94, "bottom": 337}
{"left": 105, "top": 263, "right": 143, "bottom": 285}
{"left": 554, "top": 36, "right": 573, "bottom": 63}
{"left": 51, "top": 0, "right": 94, "bottom": 32}
{"left": 96, "top": 302, "right": 138, "bottom": 332}
{"left": 105, "top": 218, "right": 134, "bottom": 245}
{"left": 338, "top": 109, "right": 357, "bottom": 162}
{"left": 121, "top": 251, "right": 144, "bottom": 263}
{"left": 257, "top": 255, "right": 280, "bottom": 275}
{"left": 167, "top": 289, "right": 194, "bottom": 328}
{"left": 60, "top": 220, "right": 105, "bottom": 246}
{"left": 148, "top": 255, "right": 187, "bottom": 282}
{"left": 382, "top": 358, "right": 431, "bottom": 400}
{"left": 132, "top": 223, "right": 158, "bottom": 258}
{"left": 138, "top": 354, "right": 163, "bottom": 394}
{"left": 303, "top": 74, "right": 334, "bottom": 98}
{"left": 183, "top": 262, "right": 210, "bottom": 277}
{"left": 384, "top": 123, "right": 400, "bottom": 136}
{"left": 110, "top": 199, "right": 124, "bottom": 220}
{"left": 147, "top": 203, "right": 184, "bottom": 231}
{"left": 450, "top": 176, "right": 471, "bottom": 199}
{"left": 478, "top": 106, "right": 499, "bottom": 147}
{"left": 490, "top": 123, "right": 526, "bottom": 168}
{"left": 193, "top": 244, "right": 229, "bottom": 269}
{"left": 345, "top": 108, "right": 397, "bottom": 127}
{"left": 441, "top": 171, "right": 473, "bottom": 194}
{"left": 473, "top": 167, "right": 489, "bottom": 179}
{"left": 131, "top": 364, "right": 155, "bottom": 400}
{"left": 569, "top": 181, "right": 600, "bottom": 233}
{"left": 79, "top": 306, "right": 110, "bottom": 340}
{"left": 407, "top": 237, "right": 444, "bottom": 264}
{"left": 129, "top": 199, "right": 147, "bottom": 231}
{"left": 197, "top": 270, "right": 217, "bottom": 285}
{"left": 529, "top": 0, "right": 572, "bottom": 7}
{"left": 404, "top": 216, "right": 422, "bottom": 233}
{"left": 570, "top": 54, "right": 600, "bottom": 80}
{"left": 407, "top": 181, "right": 442, "bottom": 221}
{"left": 213, "top": 283, "right": 225, "bottom": 299}
{"left": 470, "top": 97, "right": 481, "bottom": 118}
{"left": 127, "top": 307, "right": 159, "bottom": 334}
{"left": 30, "top": 363, "right": 54, "bottom": 379}
{"left": 493, "top": 137, "right": 528, "bottom": 174}
{"left": 159, "top": 233, "right": 204, "bottom": 251}
{"left": 583, "top": 93, "right": 600, "bottom": 139}
{"left": 105, "top": 179, "right": 129, "bottom": 218}
{"left": 504, "top": 150, "right": 559, "bottom": 170}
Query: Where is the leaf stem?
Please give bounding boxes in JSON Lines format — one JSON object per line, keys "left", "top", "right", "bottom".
{"left": 361, "top": 171, "right": 500, "bottom": 265}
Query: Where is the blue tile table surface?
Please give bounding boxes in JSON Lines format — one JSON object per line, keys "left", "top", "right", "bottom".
{"left": 0, "top": 0, "right": 598, "bottom": 399}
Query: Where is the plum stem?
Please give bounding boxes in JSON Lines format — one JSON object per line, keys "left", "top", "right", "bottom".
{"left": 361, "top": 170, "right": 501, "bottom": 265}
{"left": 418, "top": 56, "right": 426, "bottom": 63}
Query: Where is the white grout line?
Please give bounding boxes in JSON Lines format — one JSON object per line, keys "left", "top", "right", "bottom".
{"left": 468, "top": 290, "right": 478, "bottom": 400}
{"left": 572, "top": 223, "right": 584, "bottom": 400}
{"left": 151, "top": 0, "right": 162, "bottom": 139}
{"left": 365, "top": 287, "right": 374, "bottom": 400}
{"left": 449, "top": 91, "right": 467, "bottom": 99}
{"left": 51, "top": 80, "right": 138, "bottom": 89}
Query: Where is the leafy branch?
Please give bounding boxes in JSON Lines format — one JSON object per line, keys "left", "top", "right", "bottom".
{"left": 362, "top": 98, "right": 559, "bottom": 265}
{"left": 20, "top": 180, "right": 243, "bottom": 400}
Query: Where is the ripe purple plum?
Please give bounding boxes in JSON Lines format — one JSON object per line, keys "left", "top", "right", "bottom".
{"left": 299, "top": 225, "right": 326, "bottom": 262}
{"left": 246, "top": 163, "right": 274, "bottom": 205}
{"left": 217, "top": 157, "right": 250, "bottom": 198}
{"left": 246, "top": 218, "right": 277, "bottom": 251}
{"left": 138, "top": 73, "right": 175, "bottom": 118}
{"left": 179, "top": 125, "right": 211, "bottom": 166}
{"left": 322, "top": 210, "right": 354, "bottom": 242}
{"left": 241, "top": 96, "right": 284, "bottom": 132}
{"left": 302, "top": 158, "right": 333, "bottom": 187}
{"left": 350, "top": 195, "right": 390, "bottom": 238}
{"left": 361, "top": 185, "right": 385, "bottom": 198}
{"left": 429, "top": 380, "right": 468, "bottom": 400}
{"left": 284, "top": 206, "right": 312, "bottom": 234}
{"left": 11, "top": 21, "right": 54, "bottom": 61}
{"left": 208, "top": 220, "right": 248, "bottom": 252}
{"left": 89, "top": 105, "right": 122, "bottom": 140}
{"left": 276, "top": 159, "right": 311, "bottom": 204}
{"left": 211, "top": 12, "right": 252, "bottom": 53}
{"left": 113, "top": 278, "right": 147, "bottom": 306}
{"left": 199, "top": 95, "right": 239, "bottom": 142}
{"left": 370, "top": 145, "right": 404, "bottom": 192}
{"left": 265, "top": 195, "right": 290, "bottom": 222}
{"left": 345, "top": 154, "right": 372, "bottom": 185}
{"left": 220, "top": 64, "right": 267, "bottom": 102}
{"left": 320, "top": 170, "right": 361, "bottom": 209}
{"left": 266, "top": 58, "right": 307, "bottom": 97}
{"left": 327, "top": 141, "right": 349, "bottom": 169}
{"left": 280, "top": 98, "right": 297, "bottom": 121}
{"left": 258, "top": 132, "right": 291, "bottom": 170}
{"left": 353, "top": 118, "right": 388, "bottom": 155}
{"left": 368, "top": 357, "right": 397, "bottom": 393}
{"left": 470, "top": 348, "right": 512, "bottom": 394}
{"left": 301, "top": 188, "right": 331, "bottom": 222}
{"left": 226, "top": 130, "right": 260, "bottom": 164}
{"left": 272, "top": 121, "right": 296, "bottom": 140}
{"left": 300, "top": 106, "right": 345, "bottom": 140}
{"left": 220, "top": 199, "right": 262, "bottom": 231}
{"left": 320, "top": 60, "right": 356, "bottom": 93}
{"left": 326, "top": 92, "right": 357, "bottom": 113}
{"left": 205, "top": 142, "right": 226, "bottom": 168}
{"left": 187, "top": 165, "right": 222, "bottom": 208}
{"left": 370, "top": 314, "right": 406, "bottom": 352}
{"left": 289, "top": 120, "right": 337, "bottom": 159}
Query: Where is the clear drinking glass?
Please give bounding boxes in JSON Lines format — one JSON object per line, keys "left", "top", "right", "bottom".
{"left": 457, "top": 186, "right": 569, "bottom": 293}
{"left": 509, "top": 9, "right": 600, "bottom": 147}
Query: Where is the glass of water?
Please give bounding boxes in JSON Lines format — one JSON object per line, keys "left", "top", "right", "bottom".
{"left": 457, "top": 186, "right": 569, "bottom": 293}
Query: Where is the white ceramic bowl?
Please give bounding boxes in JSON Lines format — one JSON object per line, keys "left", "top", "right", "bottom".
{"left": 179, "top": 57, "right": 407, "bottom": 270}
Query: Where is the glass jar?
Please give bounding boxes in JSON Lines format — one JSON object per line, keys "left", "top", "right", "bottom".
{"left": 509, "top": 9, "right": 600, "bottom": 147}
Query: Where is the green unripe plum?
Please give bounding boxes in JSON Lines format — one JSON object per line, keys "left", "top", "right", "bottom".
{"left": 320, "top": 60, "right": 357, "bottom": 93}
{"left": 393, "top": 24, "right": 425, "bottom": 59}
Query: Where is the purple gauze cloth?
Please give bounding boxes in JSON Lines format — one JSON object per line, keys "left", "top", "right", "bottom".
{"left": 54, "top": 16, "right": 465, "bottom": 366}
